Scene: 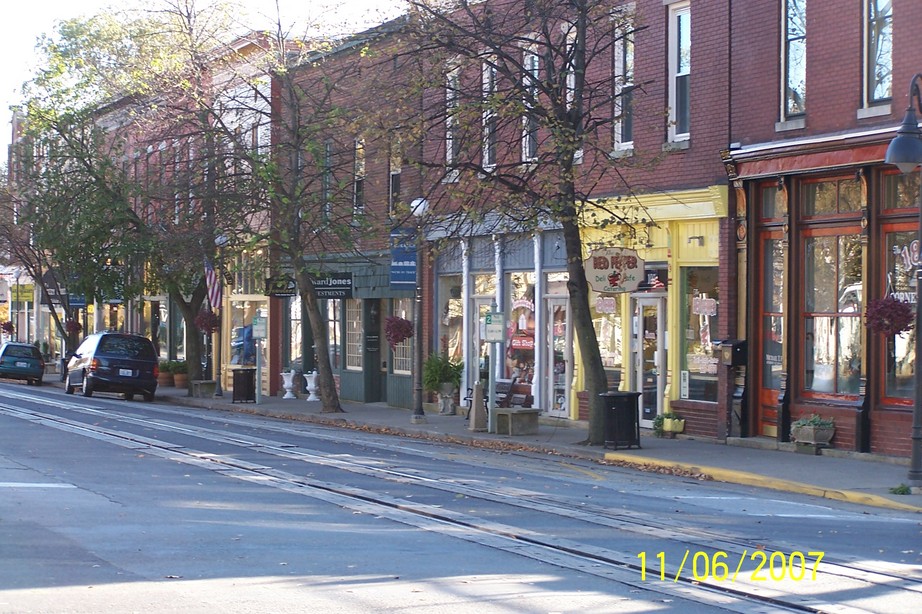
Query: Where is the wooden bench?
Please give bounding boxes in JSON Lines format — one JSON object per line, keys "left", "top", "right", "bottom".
{"left": 191, "top": 379, "right": 217, "bottom": 398}
{"left": 494, "top": 407, "right": 541, "bottom": 436}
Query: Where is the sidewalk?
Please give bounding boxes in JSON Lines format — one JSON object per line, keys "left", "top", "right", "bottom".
{"left": 150, "top": 384, "right": 922, "bottom": 514}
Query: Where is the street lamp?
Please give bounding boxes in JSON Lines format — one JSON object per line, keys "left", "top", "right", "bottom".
{"left": 884, "top": 72, "right": 922, "bottom": 485}
{"left": 411, "top": 198, "right": 428, "bottom": 424}
{"left": 213, "top": 234, "right": 230, "bottom": 398}
{"left": 13, "top": 269, "right": 21, "bottom": 342}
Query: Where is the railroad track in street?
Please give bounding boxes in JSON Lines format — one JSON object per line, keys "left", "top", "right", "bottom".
{"left": 2, "top": 392, "right": 919, "bottom": 613}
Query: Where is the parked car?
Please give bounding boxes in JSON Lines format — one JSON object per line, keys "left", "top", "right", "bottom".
{"left": 0, "top": 342, "right": 45, "bottom": 386}
{"left": 65, "top": 332, "right": 158, "bottom": 401}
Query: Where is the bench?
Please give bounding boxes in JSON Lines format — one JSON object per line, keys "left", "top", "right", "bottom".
{"left": 494, "top": 407, "right": 541, "bottom": 436}
{"left": 191, "top": 379, "right": 217, "bottom": 398}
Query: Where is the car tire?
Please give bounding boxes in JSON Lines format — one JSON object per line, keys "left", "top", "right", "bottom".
{"left": 143, "top": 392, "right": 155, "bottom": 402}
{"left": 34, "top": 379, "right": 42, "bottom": 386}
{"left": 82, "top": 380, "right": 94, "bottom": 397}
{"left": 125, "top": 393, "right": 134, "bottom": 401}
{"left": 65, "top": 380, "right": 75, "bottom": 394}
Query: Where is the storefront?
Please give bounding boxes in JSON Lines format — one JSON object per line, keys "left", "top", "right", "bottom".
{"left": 729, "top": 139, "right": 916, "bottom": 456}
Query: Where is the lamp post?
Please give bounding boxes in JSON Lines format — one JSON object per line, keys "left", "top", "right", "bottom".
{"left": 884, "top": 72, "right": 922, "bottom": 485}
{"left": 213, "top": 234, "right": 229, "bottom": 398}
{"left": 13, "top": 269, "right": 21, "bottom": 342}
{"left": 411, "top": 198, "right": 428, "bottom": 424}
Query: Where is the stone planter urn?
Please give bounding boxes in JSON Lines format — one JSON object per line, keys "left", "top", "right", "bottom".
{"left": 438, "top": 382, "right": 457, "bottom": 415}
{"left": 280, "top": 371, "right": 297, "bottom": 399}
{"left": 303, "top": 370, "right": 320, "bottom": 401}
{"left": 791, "top": 425, "right": 835, "bottom": 446}
{"left": 663, "top": 417, "right": 685, "bottom": 434}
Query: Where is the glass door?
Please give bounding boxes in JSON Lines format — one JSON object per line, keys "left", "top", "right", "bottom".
{"left": 547, "top": 298, "right": 571, "bottom": 418}
{"left": 471, "top": 298, "right": 493, "bottom": 386}
{"left": 632, "top": 297, "right": 666, "bottom": 428}
{"left": 757, "top": 234, "right": 785, "bottom": 438}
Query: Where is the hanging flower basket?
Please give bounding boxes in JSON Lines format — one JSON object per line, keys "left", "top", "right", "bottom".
{"left": 385, "top": 316, "right": 414, "bottom": 350}
{"left": 0, "top": 321, "right": 13, "bottom": 335}
{"left": 195, "top": 309, "right": 220, "bottom": 333}
{"left": 864, "top": 296, "right": 914, "bottom": 337}
{"left": 64, "top": 319, "right": 82, "bottom": 336}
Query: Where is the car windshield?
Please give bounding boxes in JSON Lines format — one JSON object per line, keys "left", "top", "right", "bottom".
{"left": 98, "top": 336, "right": 156, "bottom": 359}
{"left": 5, "top": 346, "right": 40, "bottom": 359}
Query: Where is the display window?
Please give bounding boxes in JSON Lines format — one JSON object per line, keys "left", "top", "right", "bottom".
{"left": 679, "top": 267, "right": 719, "bottom": 401}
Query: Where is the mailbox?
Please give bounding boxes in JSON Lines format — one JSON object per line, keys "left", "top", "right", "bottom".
{"left": 721, "top": 340, "right": 747, "bottom": 367}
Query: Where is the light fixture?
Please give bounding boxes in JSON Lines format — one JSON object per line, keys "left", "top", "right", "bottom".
{"left": 884, "top": 73, "right": 922, "bottom": 485}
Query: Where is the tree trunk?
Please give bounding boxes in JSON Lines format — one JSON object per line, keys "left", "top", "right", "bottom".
{"left": 297, "top": 272, "right": 344, "bottom": 413}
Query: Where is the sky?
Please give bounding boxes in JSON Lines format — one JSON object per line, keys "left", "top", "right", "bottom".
{"left": 1, "top": 0, "right": 404, "bottom": 165}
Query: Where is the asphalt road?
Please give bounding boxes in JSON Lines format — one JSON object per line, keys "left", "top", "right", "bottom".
{"left": 1, "top": 383, "right": 920, "bottom": 613}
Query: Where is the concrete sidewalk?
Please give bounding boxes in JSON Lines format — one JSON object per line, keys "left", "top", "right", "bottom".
{"left": 149, "top": 384, "right": 922, "bottom": 514}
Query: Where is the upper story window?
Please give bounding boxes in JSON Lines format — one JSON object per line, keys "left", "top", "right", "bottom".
{"left": 322, "top": 140, "right": 333, "bottom": 218}
{"left": 522, "top": 46, "right": 540, "bottom": 163}
{"left": 445, "top": 65, "right": 460, "bottom": 180}
{"left": 613, "top": 4, "right": 635, "bottom": 152}
{"left": 864, "top": 0, "right": 892, "bottom": 106}
{"left": 783, "top": 0, "right": 806, "bottom": 118}
{"left": 668, "top": 2, "right": 691, "bottom": 142}
{"left": 389, "top": 139, "right": 402, "bottom": 217}
{"left": 482, "top": 59, "right": 498, "bottom": 169}
{"left": 352, "top": 137, "right": 365, "bottom": 218}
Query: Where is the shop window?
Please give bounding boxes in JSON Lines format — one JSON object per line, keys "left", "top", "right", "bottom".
{"left": 881, "top": 171, "right": 920, "bottom": 212}
{"left": 883, "top": 229, "right": 917, "bottom": 400}
{"left": 760, "top": 184, "right": 787, "bottom": 220}
{"left": 680, "top": 267, "right": 719, "bottom": 401}
{"left": 289, "top": 295, "right": 302, "bottom": 367}
{"left": 505, "top": 272, "right": 536, "bottom": 382}
{"left": 591, "top": 290, "right": 623, "bottom": 390}
{"left": 439, "top": 275, "right": 463, "bottom": 362}
{"left": 803, "top": 233, "right": 862, "bottom": 394}
{"left": 230, "top": 300, "right": 266, "bottom": 366}
{"left": 345, "top": 299, "right": 363, "bottom": 370}
{"left": 392, "top": 298, "right": 412, "bottom": 374}
{"left": 802, "top": 177, "right": 862, "bottom": 217}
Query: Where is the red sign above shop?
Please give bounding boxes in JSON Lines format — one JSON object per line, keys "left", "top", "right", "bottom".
{"left": 584, "top": 247, "right": 645, "bottom": 293}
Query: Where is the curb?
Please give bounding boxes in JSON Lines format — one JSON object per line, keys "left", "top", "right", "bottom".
{"left": 603, "top": 452, "right": 922, "bottom": 514}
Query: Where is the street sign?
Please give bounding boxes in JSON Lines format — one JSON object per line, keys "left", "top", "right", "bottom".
{"left": 483, "top": 312, "right": 504, "bottom": 342}
{"left": 252, "top": 316, "right": 267, "bottom": 339}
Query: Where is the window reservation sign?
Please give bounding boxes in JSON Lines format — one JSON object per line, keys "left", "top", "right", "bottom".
{"left": 584, "top": 247, "right": 644, "bottom": 293}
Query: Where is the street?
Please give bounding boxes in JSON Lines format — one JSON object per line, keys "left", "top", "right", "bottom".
{"left": 1, "top": 382, "right": 920, "bottom": 613}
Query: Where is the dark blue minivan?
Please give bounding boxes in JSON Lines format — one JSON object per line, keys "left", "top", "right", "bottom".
{"left": 65, "top": 333, "right": 158, "bottom": 401}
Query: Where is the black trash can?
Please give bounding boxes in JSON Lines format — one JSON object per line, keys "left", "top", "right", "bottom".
{"left": 232, "top": 368, "right": 257, "bottom": 403}
{"left": 599, "top": 391, "right": 641, "bottom": 449}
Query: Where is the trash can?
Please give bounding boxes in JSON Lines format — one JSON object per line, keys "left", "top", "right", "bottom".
{"left": 599, "top": 391, "right": 641, "bottom": 449}
{"left": 232, "top": 368, "right": 256, "bottom": 403}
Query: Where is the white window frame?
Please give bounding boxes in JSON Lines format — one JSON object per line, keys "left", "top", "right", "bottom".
{"left": 522, "top": 45, "right": 540, "bottom": 163}
{"left": 482, "top": 59, "right": 497, "bottom": 170}
{"left": 345, "top": 298, "right": 363, "bottom": 370}
{"left": 778, "top": 0, "right": 806, "bottom": 130}
{"left": 861, "top": 0, "right": 892, "bottom": 113}
{"left": 667, "top": 1, "right": 691, "bottom": 144}
{"left": 613, "top": 4, "right": 635, "bottom": 154}
{"left": 445, "top": 64, "right": 460, "bottom": 182}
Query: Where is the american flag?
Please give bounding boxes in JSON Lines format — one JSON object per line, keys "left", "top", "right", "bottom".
{"left": 204, "top": 258, "right": 222, "bottom": 310}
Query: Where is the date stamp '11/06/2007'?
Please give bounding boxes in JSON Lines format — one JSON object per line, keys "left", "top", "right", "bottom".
{"left": 636, "top": 550, "right": 825, "bottom": 583}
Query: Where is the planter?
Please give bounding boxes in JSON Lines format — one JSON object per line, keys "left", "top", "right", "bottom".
{"left": 157, "top": 372, "right": 174, "bottom": 387}
{"left": 662, "top": 417, "right": 685, "bottom": 434}
{"left": 438, "top": 382, "right": 457, "bottom": 415}
{"left": 173, "top": 373, "right": 189, "bottom": 389}
{"left": 791, "top": 425, "right": 835, "bottom": 446}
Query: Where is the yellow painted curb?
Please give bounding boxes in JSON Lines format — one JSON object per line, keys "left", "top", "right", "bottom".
{"left": 603, "top": 452, "right": 922, "bottom": 514}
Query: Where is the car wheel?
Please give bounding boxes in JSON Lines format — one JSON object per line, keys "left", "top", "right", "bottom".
{"left": 125, "top": 393, "right": 134, "bottom": 401}
{"left": 34, "top": 379, "right": 42, "bottom": 386}
{"left": 65, "top": 380, "right": 75, "bottom": 394}
{"left": 26, "top": 379, "right": 33, "bottom": 386}
{"left": 82, "top": 380, "right": 94, "bottom": 397}
{"left": 143, "top": 392, "right": 155, "bottom": 402}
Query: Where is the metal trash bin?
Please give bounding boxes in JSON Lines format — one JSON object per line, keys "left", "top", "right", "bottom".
{"left": 600, "top": 391, "right": 641, "bottom": 449}
{"left": 232, "top": 368, "right": 256, "bottom": 403}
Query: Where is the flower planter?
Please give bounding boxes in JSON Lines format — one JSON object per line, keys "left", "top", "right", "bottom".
{"left": 157, "top": 372, "right": 174, "bottom": 387}
{"left": 173, "top": 373, "right": 188, "bottom": 389}
{"left": 791, "top": 425, "right": 835, "bottom": 446}
{"left": 663, "top": 418, "right": 685, "bottom": 433}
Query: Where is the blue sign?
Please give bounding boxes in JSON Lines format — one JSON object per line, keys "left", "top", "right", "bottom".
{"left": 390, "top": 229, "right": 417, "bottom": 289}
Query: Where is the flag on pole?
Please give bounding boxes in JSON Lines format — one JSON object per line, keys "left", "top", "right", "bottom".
{"left": 204, "top": 258, "right": 222, "bottom": 311}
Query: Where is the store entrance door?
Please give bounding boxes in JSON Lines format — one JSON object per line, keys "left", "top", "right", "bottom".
{"left": 632, "top": 296, "right": 666, "bottom": 429}
{"left": 471, "top": 298, "right": 493, "bottom": 386}
{"left": 546, "top": 298, "right": 571, "bottom": 418}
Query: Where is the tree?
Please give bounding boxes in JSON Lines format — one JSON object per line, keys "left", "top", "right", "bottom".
{"left": 391, "top": 0, "right": 654, "bottom": 443}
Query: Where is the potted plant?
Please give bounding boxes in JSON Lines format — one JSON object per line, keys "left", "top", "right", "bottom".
{"left": 171, "top": 360, "right": 189, "bottom": 389}
{"left": 385, "top": 316, "right": 414, "bottom": 350}
{"left": 791, "top": 413, "right": 835, "bottom": 446}
{"left": 423, "top": 353, "right": 463, "bottom": 415}
{"left": 864, "top": 295, "right": 913, "bottom": 337}
{"left": 158, "top": 360, "right": 174, "bottom": 387}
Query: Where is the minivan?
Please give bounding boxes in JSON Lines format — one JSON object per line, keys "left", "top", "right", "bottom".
{"left": 65, "top": 332, "right": 158, "bottom": 401}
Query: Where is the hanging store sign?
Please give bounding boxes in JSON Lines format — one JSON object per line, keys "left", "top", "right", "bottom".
{"left": 312, "top": 272, "right": 353, "bottom": 299}
{"left": 266, "top": 275, "right": 297, "bottom": 297}
{"left": 389, "top": 229, "right": 417, "bottom": 289}
{"left": 584, "top": 247, "right": 644, "bottom": 294}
